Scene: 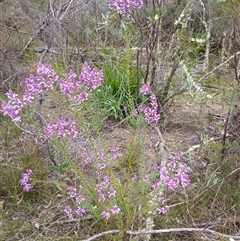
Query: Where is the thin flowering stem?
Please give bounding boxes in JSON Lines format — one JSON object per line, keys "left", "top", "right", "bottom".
{"left": 19, "top": 169, "right": 33, "bottom": 192}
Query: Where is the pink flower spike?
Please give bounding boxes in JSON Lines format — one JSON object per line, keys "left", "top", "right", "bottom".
{"left": 1, "top": 90, "right": 23, "bottom": 123}
{"left": 19, "top": 169, "right": 33, "bottom": 192}
{"left": 44, "top": 117, "right": 78, "bottom": 140}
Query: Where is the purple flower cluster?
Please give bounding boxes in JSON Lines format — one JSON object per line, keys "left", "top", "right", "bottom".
{"left": 156, "top": 154, "right": 190, "bottom": 190}
{"left": 102, "top": 204, "right": 121, "bottom": 219}
{"left": 64, "top": 186, "right": 86, "bottom": 217}
{"left": 110, "top": 147, "right": 122, "bottom": 160}
{"left": 96, "top": 175, "right": 117, "bottom": 202}
{"left": 44, "top": 117, "right": 78, "bottom": 140}
{"left": 82, "top": 153, "right": 92, "bottom": 164}
{"left": 60, "top": 62, "right": 103, "bottom": 101}
{"left": 1, "top": 63, "right": 58, "bottom": 122}
{"left": 138, "top": 84, "right": 160, "bottom": 123}
{"left": 1, "top": 90, "right": 23, "bottom": 122}
{"left": 1, "top": 62, "right": 103, "bottom": 124}
{"left": 19, "top": 169, "right": 33, "bottom": 192}
{"left": 24, "top": 63, "right": 58, "bottom": 104}
{"left": 144, "top": 153, "right": 190, "bottom": 214}
{"left": 140, "top": 84, "right": 151, "bottom": 95}
{"left": 157, "top": 195, "right": 170, "bottom": 214}
{"left": 109, "top": 0, "right": 143, "bottom": 17}
{"left": 96, "top": 173, "right": 121, "bottom": 220}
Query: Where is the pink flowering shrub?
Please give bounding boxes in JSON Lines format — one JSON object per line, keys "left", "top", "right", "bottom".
{"left": 62, "top": 148, "right": 190, "bottom": 220}
{"left": 144, "top": 153, "right": 190, "bottom": 214}
{"left": 63, "top": 148, "right": 123, "bottom": 220}
{"left": 1, "top": 60, "right": 190, "bottom": 230}
{"left": 109, "top": 0, "right": 143, "bottom": 17}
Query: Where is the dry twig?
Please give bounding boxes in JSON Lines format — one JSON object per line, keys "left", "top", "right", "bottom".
{"left": 78, "top": 227, "right": 240, "bottom": 241}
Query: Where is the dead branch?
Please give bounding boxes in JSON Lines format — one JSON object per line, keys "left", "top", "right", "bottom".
{"left": 198, "top": 51, "right": 240, "bottom": 82}
{"left": 126, "top": 227, "right": 240, "bottom": 239}
{"left": 80, "top": 230, "right": 120, "bottom": 241}
{"left": 19, "top": 0, "right": 74, "bottom": 58}
{"left": 19, "top": 19, "right": 52, "bottom": 58}
{"left": 78, "top": 227, "right": 240, "bottom": 241}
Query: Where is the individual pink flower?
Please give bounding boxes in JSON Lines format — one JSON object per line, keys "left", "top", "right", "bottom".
{"left": 143, "top": 175, "right": 150, "bottom": 183}
{"left": 97, "top": 151, "right": 105, "bottom": 160}
{"left": 74, "top": 91, "right": 88, "bottom": 102}
{"left": 157, "top": 206, "right": 170, "bottom": 215}
{"left": 76, "top": 194, "right": 85, "bottom": 203}
{"left": 64, "top": 205, "right": 72, "bottom": 216}
{"left": 111, "top": 205, "right": 121, "bottom": 214}
{"left": 83, "top": 153, "right": 92, "bottom": 164}
{"left": 102, "top": 211, "right": 110, "bottom": 219}
{"left": 97, "top": 163, "right": 106, "bottom": 170}
{"left": 159, "top": 196, "right": 166, "bottom": 205}
{"left": 98, "top": 192, "right": 106, "bottom": 202}
{"left": 110, "top": 147, "right": 122, "bottom": 160}
{"left": 108, "top": 186, "right": 116, "bottom": 198}
{"left": 68, "top": 186, "right": 77, "bottom": 198}
{"left": 76, "top": 207, "right": 85, "bottom": 216}
{"left": 103, "top": 175, "right": 110, "bottom": 187}
{"left": 23, "top": 183, "right": 33, "bottom": 192}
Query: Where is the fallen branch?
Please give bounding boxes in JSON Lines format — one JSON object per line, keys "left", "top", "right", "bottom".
{"left": 126, "top": 227, "right": 240, "bottom": 239}
{"left": 81, "top": 230, "right": 120, "bottom": 241}
{"left": 79, "top": 227, "right": 240, "bottom": 241}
